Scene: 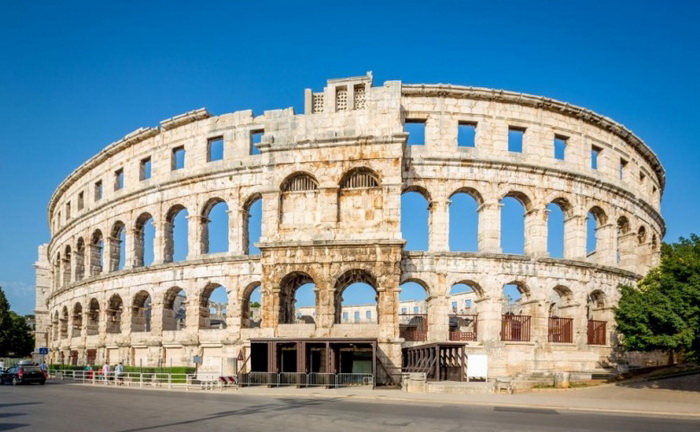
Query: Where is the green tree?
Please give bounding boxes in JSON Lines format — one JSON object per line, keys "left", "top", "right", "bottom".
{"left": 0, "top": 287, "right": 35, "bottom": 357}
{"left": 615, "top": 234, "right": 700, "bottom": 363}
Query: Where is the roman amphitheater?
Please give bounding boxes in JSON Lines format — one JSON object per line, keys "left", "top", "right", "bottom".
{"left": 35, "top": 73, "right": 664, "bottom": 384}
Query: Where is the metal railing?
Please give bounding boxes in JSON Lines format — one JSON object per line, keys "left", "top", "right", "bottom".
{"left": 548, "top": 317, "right": 573, "bottom": 343}
{"left": 501, "top": 314, "right": 531, "bottom": 342}
{"left": 238, "top": 372, "right": 374, "bottom": 388}
{"left": 399, "top": 314, "right": 428, "bottom": 341}
{"left": 587, "top": 320, "right": 606, "bottom": 345}
{"left": 449, "top": 314, "right": 478, "bottom": 341}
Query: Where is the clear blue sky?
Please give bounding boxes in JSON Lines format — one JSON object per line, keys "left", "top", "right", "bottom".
{"left": 1, "top": 1, "right": 698, "bottom": 315}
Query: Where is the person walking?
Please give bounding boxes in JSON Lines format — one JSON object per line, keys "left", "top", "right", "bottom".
{"left": 102, "top": 362, "right": 111, "bottom": 384}
{"left": 114, "top": 362, "right": 124, "bottom": 385}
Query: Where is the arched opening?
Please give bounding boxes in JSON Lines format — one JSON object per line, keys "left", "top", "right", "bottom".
{"left": 398, "top": 281, "right": 429, "bottom": 341}
{"left": 449, "top": 282, "right": 480, "bottom": 341}
{"left": 131, "top": 291, "right": 152, "bottom": 332}
{"left": 200, "top": 283, "right": 228, "bottom": 329}
{"left": 62, "top": 245, "right": 72, "bottom": 286}
{"left": 60, "top": 306, "right": 69, "bottom": 339}
{"left": 75, "top": 238, "right": 85, "bottom": 281}
{"left": 201, "top": 199, "right": 229, "bottom": 254}
{"left": 52, "top": 311, "right": 59, "bottom": 341}
{"left": 243, "top": 195, "right": 262, "bottom": 255}
{"left": 334, "top": 270, "right": 378, "bottom": 324}
{"left": 548, "top": 286, "right": 574, "bottom": 343}
{"left": 90, "top": 230, "right": 104, "bottom": 276}
{"left": 106, "top": 294, "right": 123, "bottom": 334}
{"left": 135, "top": 213, "right": 155, "bottom": 267}
{"left": 547, "top": 201, "right": 567, "bottom": 258}
{"left": 165, "top": 205, "right": 189, "bottom": 262}
{"left": 338, "top": 167, "right": 382, "bottom": 225}
{"left": 163, "top": 287, "right": 187, "bottom": 331}
{"left": 501, "top": 283, "right": 530, "bottom": 341}
{"left": 278, "top": 272, "right": 316, "bottom": 325}
{"left": 71, "top": 302, "right": 83, "bottom": 338}
{"left": 587, "top": 290, "right": 607, "bottom": 345}
{"left": 616, "top": 216, "right": 631, "bottom": 264}
{"left": 401, "top": 189, "right": 430, "bottom": 251}
{"left": 586, "top": 206, "right": 607, "bottom": 257}
{"left": 52, "top": 254, "right": 60, "bottom": 291}
{"left": 501, "top": 194, "right": 528, "bottom": 255}
{"left": 280, "top": 172, "right": 320, "bottom": 226}
{"left": 110, "top": 221, "right": 126, "bottom": 271}
{"left": 449, "top": 190, "right": 480, "bottom": 252}
{"left": 87, "top": 298, "right": 100, "bottom": 336}
{"left": 294, "top": 283, "right": 316, "bottom": 324}
{"left": 241, "top": 282, "right": 262, "bottom": 328}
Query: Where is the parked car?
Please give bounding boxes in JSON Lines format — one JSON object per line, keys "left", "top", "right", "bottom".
{"left": 0, "top": 365, "right": 47, "bottom": 385}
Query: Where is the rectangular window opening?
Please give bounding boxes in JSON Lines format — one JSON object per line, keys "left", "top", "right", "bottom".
{"left": 405, "top": 119, "right": 426, "bottom": 146}
{"left": 619, "top": 158, "right": 628, "bottom": 181}
{"left": 591, "top": 146, "right": 602, "bottom": 170}
{"left": 365, "top": 310, "right": 372, "bottom": 320}
{"left": 77, "top": 191, "right": 84, "bottom": 210}
{"left": 458, "top": 122, "right": 476, "bottom": 148}
{"left": 207, "top": 137, "right": 224, "bottom": 162}
{"left": 354, "top": 311, "right": 360, "bottom": 322}
{"left": 172, "top": 146, "right": 185, "bottom": 170}
{"left": 65, "top": 202, "right": 71, "bottom": 220}
{"left": 508, "top": 127, "right": 525, "bottom": 153}
{"left": 554, "top": 135, "right": 567, "bottom": 160}
{"left": 140, "top": 157, "right": 152, "bottom": 181}
{"left": 639, "top": 171, "right": 646, "bottom": 184}
{"left": 250, "top": 130, "right": 263, "bottom": 155}
{"left": 94, "top": 180, "right": 103, "bottom": 201}
{"left": 114, "top": 168, "right": 124, "bottom": 191}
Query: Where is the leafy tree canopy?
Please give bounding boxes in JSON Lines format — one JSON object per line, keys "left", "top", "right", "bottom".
{"left": 615, "top": 234, "right": 700, "bottom": 363}
{"left": 0, "top": 287, "right": 35, "bottom": 357}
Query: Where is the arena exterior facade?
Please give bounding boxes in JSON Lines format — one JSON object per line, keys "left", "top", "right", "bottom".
{"left": 35, "top": 73, "right": 664, "bottom": 382}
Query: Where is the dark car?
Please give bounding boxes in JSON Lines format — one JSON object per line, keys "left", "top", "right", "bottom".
{"left": 0, "top": 365, "right": 47, "bottom": 385}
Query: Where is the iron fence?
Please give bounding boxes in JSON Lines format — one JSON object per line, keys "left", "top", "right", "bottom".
{"left": 501, "top": 314, "right": 531, "bottom": 342}
{"left": 548, "top": 317, "right": 573, "bottom": 343}
{"left": 587, "top": 320, "right": 606, "bottom": 345}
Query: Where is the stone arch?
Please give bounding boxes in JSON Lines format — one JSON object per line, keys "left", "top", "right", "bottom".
{"left": 199, "top": 282, "right": 228, "bottom": 329}
{"left": 60, "top": 305, "right": 69, "bottom": 339}
{"left": 587, "top": 289, "right": 607, "bottom": 322}
{"left": 200, "top": 197, "right": 229, "bottom": 254}
{"left": 278, "top": 272, "right": 316, "bottom": 325}
{"left": 501, "top": 191, "right": 532, "bottom": 255}
{"left": 71, "top": 301, "right": 83, "bottom": 338}
{"left": 449, "top": 188, "right": 482, "bottom": 252}
{"left": 243, "top": 194, "right": 262, "bottom": 255}
{"left": 334, "top": 269, "right": 378, "bottom": 324}
{"left": 52, "top": 253, "right": 60, "bottom": 291}
{"left": 280, "top": 172, "right": 320, "bottom": 226}
{"left": 549, "top": 285, "right": 575, "bottom": 342}
{"left": 241, "top": 281, "right": 262, "bottom": 328}
{"left": 547, "top": 197, "right": 573, "bottom": 258}
{"left": 616, "top": 216, "right": 631, "bottom": 265}
{"left": 501, "top": 281, "right": 532, "bottom": 341}
{"left": 586, "top": 205, "right": 608, "bottom": 256}
{"left": 163, "top": 286, "right": 187, "bottom": 331}
{"left": 87, "top": 298, "right": 100, "bottom": 335}
{"left": 338, "top": 167, "right": 382, "bottom": 225}
{"left": 398, "top": 280, "right": 429, "bottom": 341}
{"left": 131, "top": 290, "right": 152, "bottom": 333}
{"left": 449, "top": 281, "right": 481, "bottom": 341}
{"left": 109, "top": 220, "right": 126, "bottom": 272}
{"left": 637, "top": 225, "right": 647, "bottom": 244}
{"left": 52, "top": 310, "right": 59, "bottom": 341}
{"left": 549, "top": 285, "right": 574, "bottom": 317}
{"left": 75, "top": 237, "right": 85, "bottom": 281}
{"left": 106, "top": 294, "right": 123, "bottom": 334}
{"left": 165, "top": 204, "right": 189, "bottom": 263}
{"left": 134, "top": 212, "right": 155, "bottom": 267}
{"left": 62, "top": 245, "right": 72, "bottom": 286}
{"left": 401, "top": 187, "right": 430, "bottom": 251}
{"left": 90, "top": 229, "right": 104, "bottom": 276}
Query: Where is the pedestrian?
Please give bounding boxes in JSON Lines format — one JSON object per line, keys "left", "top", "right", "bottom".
{"left": 114, "top": 362, "right": 124, "bottom": 385}
{"left": 102, "top": 361, "right": 111, "bottom": 384}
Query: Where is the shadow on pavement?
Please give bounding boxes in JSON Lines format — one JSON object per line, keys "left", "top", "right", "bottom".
{"left": 616, "top": 372, "right": 700, "bottom": 393}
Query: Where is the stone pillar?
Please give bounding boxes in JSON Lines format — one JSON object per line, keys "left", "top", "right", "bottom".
{"left": 123, "top": 228, "right": 136, "bottom": 270}
{"left": 107, "top": 236, "right": 121, "bottom": 272}
{"left": 596, "top": 223, "right": 616, "bottom": 265}
{"left": 62, "top": 255, "right": 71, "bottom": 286}
{"left": 315, "top": 280, "right": 334, "bottom": 333}
{"left": 187, "top": 215, "right": 205, "bottom": 259}
{"left": 618, "top": 232, "right": 636, "bottom": 270}
{"left": 524, "top": 208, "right": 548, "bottom": 257}
{"left": 476, "top": 296, "right": 501, "bottom": 343}
{"left": 478, "top": 201, "right": 501, "bottom": 253}
{"left": 564, "top": 215, "right": 587, "bottom": 260}
{"left": 260, "top": 191, "right": 278, "bottom": 245}
{"left": 153, "top": 220, "right": 166, "bottom": 264}
{"left": 427, "top": 295, "right": 449, "bottom": 342}
{"left": 150, "top": 300, "right": 164, "bottom": 336}
{"left": 88, "top": 243, "right": 103, "bottom": 276}
{"left": 428, "top": 199, "right": 449, "bottom": 252}
{"left": 162, "top": 221, "right": 174, "bottom": 263}
{"left": 320, "top": 186, "right": 338, "bottom": 225}
{"left": 378, "top": 280, "right": 400, "bottom": 340}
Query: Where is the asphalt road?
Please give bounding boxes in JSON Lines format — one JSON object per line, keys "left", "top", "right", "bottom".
{"left": 1, "top": 382, "right": 698, "bottom": 432}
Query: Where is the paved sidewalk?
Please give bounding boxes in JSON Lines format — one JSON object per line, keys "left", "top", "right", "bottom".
{"left": 226, "top": 375, "right": 700, "bottom": 419}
